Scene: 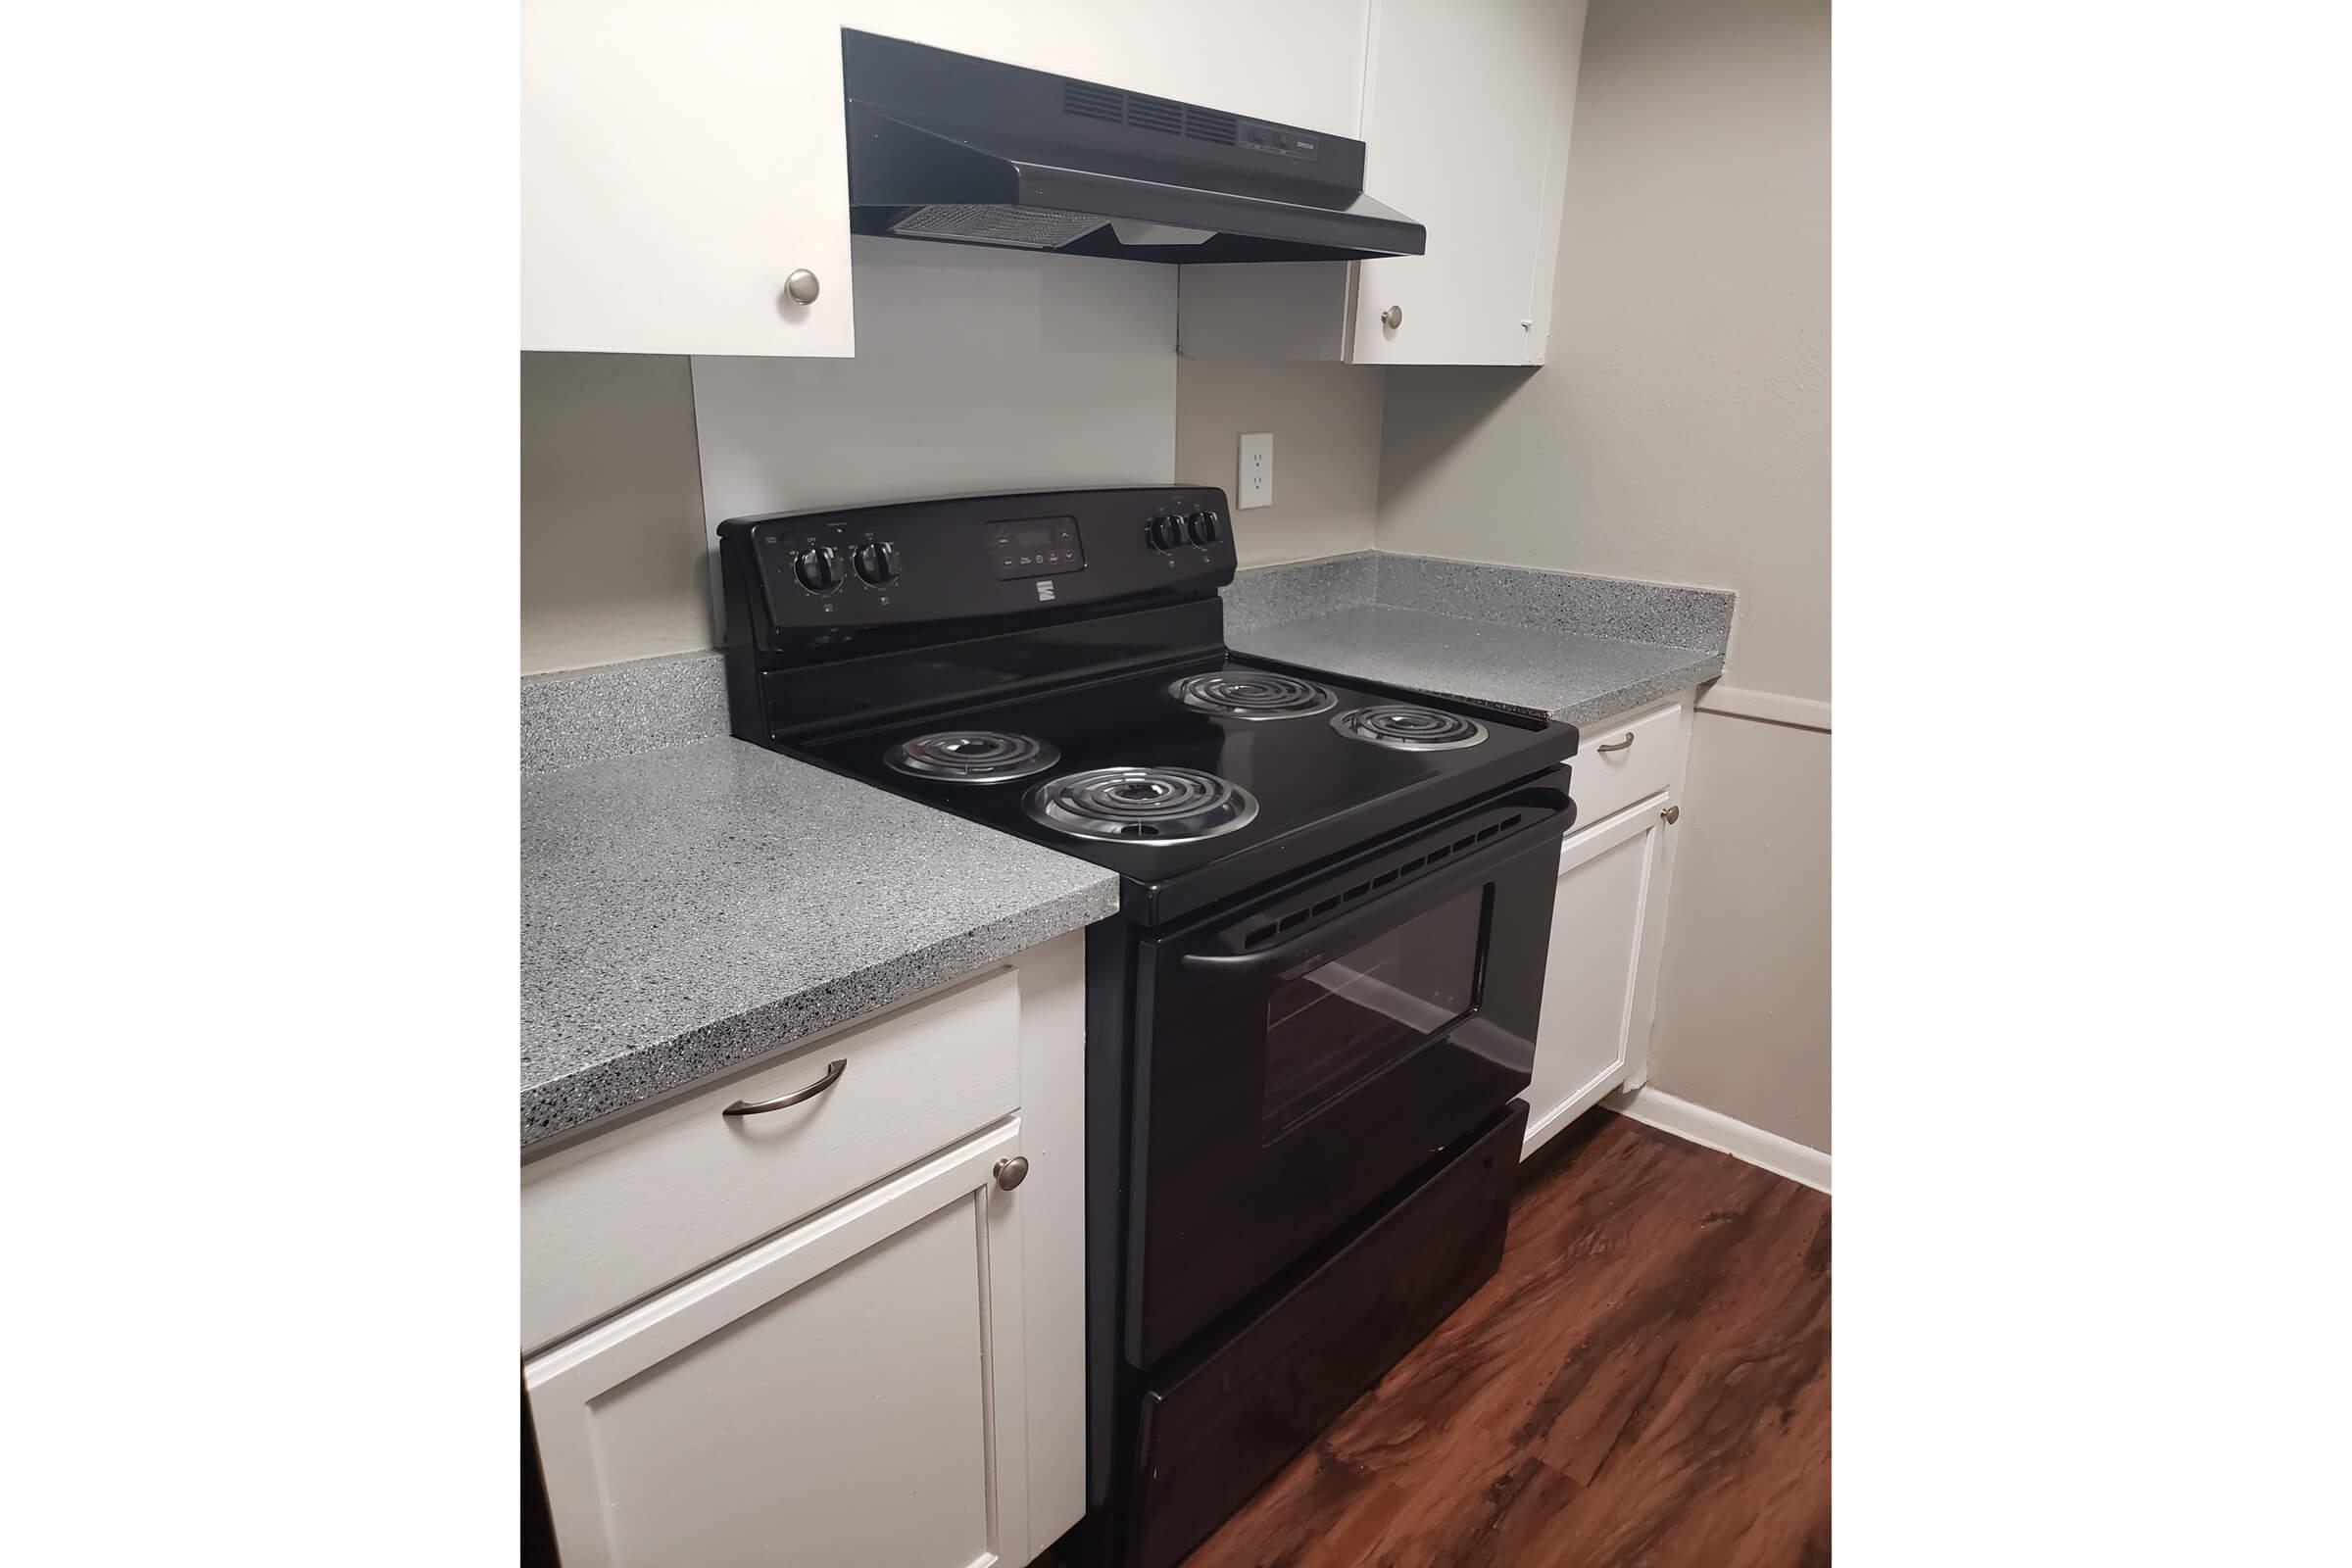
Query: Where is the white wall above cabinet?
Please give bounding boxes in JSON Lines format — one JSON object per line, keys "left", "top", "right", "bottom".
{"left": 1180, "top": 0, "right": 1590, "bottom": 368}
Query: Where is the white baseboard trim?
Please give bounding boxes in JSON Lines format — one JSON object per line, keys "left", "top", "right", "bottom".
{"left": 1605, "top": 1085, "right": 1831, "bottom": 1194}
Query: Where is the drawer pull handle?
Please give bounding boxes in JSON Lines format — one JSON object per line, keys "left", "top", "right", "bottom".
{"left": 1596, "top": 733, "right": 1636, "bottom": 754}
{"left": 722, "top": 1058, "right": 847, "bottom": 1116}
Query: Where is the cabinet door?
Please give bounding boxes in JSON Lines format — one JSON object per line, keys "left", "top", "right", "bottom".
{"left": 525, "top": 1122, "right": 1029, "bottom": 1568}
{"left": 1523, "top": 801, "right": 1663, "bottom": 1155}
{"left": 523, "top": 0, "right": 856, "bottom": 357}
{"left": 1350, "top": 0, "right": 1587, "bottom": 366}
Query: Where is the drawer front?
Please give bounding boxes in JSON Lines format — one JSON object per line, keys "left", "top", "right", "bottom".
{"left": 1131, "top": 1103, "right": 1523, "bottom": 1568}
{"left": 1570, "top": 703, "right": 1682, "bottom": 825}
{"left": 522, "top": 968, "right": 1021, "bottom": 1353}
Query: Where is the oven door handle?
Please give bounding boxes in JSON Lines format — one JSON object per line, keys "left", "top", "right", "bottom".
{"left": 1176, "top": 830, "right": 1545, "bottom": 982}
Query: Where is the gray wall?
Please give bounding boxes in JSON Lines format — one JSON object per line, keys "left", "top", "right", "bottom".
{"left": 1378, "top": 0, "right": 1831, "bottom": 1150}
{"left": 1174, "top": 360, "right": 1384, "bottom": 567}
{"left": 520, "top": 355, "right": 710, "bottom": 675}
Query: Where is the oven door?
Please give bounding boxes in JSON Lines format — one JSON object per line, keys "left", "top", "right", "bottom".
{"left": 1124, "top": 778, "right": 1572, "bottom": 1366}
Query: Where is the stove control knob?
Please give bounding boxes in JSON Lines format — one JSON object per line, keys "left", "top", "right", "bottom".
{"left": 1147, "top": 516, "right": 1181, "bottom": 551}
{"left": 1186, "top": 512, "right": 1220, "bottom": 547}
{"left": 853, "top": 540, "right": 900, "bottom": 585}
{"left": 793, "top": 545, "right": 841, "bottom": 593}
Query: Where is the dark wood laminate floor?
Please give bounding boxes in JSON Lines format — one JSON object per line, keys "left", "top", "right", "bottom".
{"left": 1184, "top": 1111, "right": 1832, "bottom": 1568}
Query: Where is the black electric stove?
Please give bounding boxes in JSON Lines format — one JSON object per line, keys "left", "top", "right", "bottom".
{"left": 718, "top": 487, "right": 1580, "bottom": 1568}
{"left": 720, "top": 487, "right": 1577, "bottom": 925}
{"left": 800, "top": 650, "right": 1574, "bottom": 923}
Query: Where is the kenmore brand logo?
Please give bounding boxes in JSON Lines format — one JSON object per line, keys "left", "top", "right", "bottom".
{"left": 1036, "top": 579, "right": 1056, "bottom": 601}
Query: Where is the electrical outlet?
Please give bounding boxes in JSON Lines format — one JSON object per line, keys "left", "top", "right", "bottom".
{"left": 1238, "top": 432, "right": 1273, "bottom": 510}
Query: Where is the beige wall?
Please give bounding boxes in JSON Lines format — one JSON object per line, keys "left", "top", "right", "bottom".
{"left": 1651, "top": 706, "right": 1831, "bottom": 1150}
{"left": 521, "top": 355, "right": 711, "bottom": 675}
{"left": 1174, "top": 359, "right": 1384, "bottom": 567}
{"left": 1379, "top": 0, "right": 1830, "bottom": 703}
{"left": 1377, "top": 0, "right": 1832, "bottom": 1150}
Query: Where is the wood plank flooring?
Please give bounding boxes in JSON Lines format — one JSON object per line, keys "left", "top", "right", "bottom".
{"left": 1183, "top": 1111, "right": 1832, "bottom": 1567}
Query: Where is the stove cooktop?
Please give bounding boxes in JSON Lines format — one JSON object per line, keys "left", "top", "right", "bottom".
{"left": 800, "top": 652, "right": 1576, "bottom": 924}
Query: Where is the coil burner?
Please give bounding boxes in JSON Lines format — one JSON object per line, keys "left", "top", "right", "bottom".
{"left": 1025, "top": 766, "right": 1260, "bottom": 844}
{"left": 1169, "top": 671, "right": 1339, "bottom": 721}
{"left": 1329, "top": 705, "right": 1490, "bottom": 753}
{"left": 885, "top": 730, "right": 1061, "bottom": 783}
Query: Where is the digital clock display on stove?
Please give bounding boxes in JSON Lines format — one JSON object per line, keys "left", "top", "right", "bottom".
{"left": 985, "top": 515, "right": 1085, "bottom": 579}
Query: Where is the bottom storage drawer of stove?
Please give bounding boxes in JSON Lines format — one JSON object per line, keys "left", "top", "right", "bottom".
{"left": 1126, "top": 1100, "right": 1527, "bottom": 1568}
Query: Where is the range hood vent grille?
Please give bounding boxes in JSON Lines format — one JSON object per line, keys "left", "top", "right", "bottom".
{"left": 1059, "top": 81, "right": 1239, "bottom": 147}
{"left": 1061, "top": 81, "right": 1122, "bottom": 123}
{"left": 1124, "top": 93, "right": 1184, "bottom": 136}
{"left": 1184, "top": 107, "right": 1239, "bottom": 146}
{"left": 888, "top": 204, "right": 1106, "bottom": 250}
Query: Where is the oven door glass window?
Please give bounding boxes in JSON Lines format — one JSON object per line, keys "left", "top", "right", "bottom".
{"left": 1260, "top": 887, "right": 1490, "bottom": 1139}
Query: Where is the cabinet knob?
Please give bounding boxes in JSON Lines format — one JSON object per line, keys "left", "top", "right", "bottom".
{"left": 782, "top": 269, "right": 821, "bottom": 306}
{"left": 994, "top": 1155, "right": 1030, "bottom": 1192}
{"left": 1381, "top": 305, "right": 1403, "bottom": 330}
{"left": 1660, "top": 805, "right": 1681, "bottom": 824}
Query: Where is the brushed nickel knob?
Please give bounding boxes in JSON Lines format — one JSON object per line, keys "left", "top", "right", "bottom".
{"left": 782, "top": 269, "right": 821, "bottom": 306}
{"left": 994, "top": 1155, "right": 1030, "bottom": 1191}
{"left": 1661, "top": 805, "right": 1681, "bottom": 824}
{"left": 1380, "top": 305, "right": 1402, "bottom": 329}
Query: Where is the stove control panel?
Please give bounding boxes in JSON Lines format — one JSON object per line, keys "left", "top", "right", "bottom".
{"left": 986, "top": 515, "right": 1084, "bottom": 578}
{"left": 718, "top": 486, "right": 1237, "bottom": 646}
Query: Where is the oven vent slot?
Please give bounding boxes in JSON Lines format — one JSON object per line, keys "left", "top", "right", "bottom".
{"left": 1238, "top": 811, "right": 1531, "bottom": 948}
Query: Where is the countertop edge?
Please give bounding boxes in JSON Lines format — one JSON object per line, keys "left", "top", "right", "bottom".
{"left": 520, "top": 871, "right": 1117, "bottom": 1150}
{"left": 1549, "top": 653, "right": 1727, "bottom": 727}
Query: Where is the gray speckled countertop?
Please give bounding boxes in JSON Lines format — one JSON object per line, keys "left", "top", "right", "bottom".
{"left": 1222, "top": 553, "right": 1733, "bottom": 727}
{"left": 1232, "top": 606, "right": 1723, "bottom": 727}
{"left": 521, "top": 737, "right": 1117, "bottom": 1149}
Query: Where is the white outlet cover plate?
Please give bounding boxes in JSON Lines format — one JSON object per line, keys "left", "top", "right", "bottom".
{"left": 1238, "top": 431, "right": 1273, "bottom": 510}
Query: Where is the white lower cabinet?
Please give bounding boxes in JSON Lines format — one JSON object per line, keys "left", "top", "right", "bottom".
{"left": 527, "top": 1122, "right": 1030, "bottom": 1568}
{"left": 522, "top": 933, "right": 1087, "bottom": 1567}
{"left": 1522, "top": 698, "right": 1691, "bottom": 1157}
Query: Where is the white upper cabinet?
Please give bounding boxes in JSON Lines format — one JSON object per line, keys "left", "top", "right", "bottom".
{"left": 1350, "top": 0, "right": 1587, "bottom": 366}
{"left": 1179, "top": 0, "right": 1590, "bottom": 368}
{"left": 522, "top": 0, "right": 857, "bottom": 358}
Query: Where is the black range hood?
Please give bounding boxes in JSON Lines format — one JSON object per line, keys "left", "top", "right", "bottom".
{"left": 842, "top": 30, "right": 1426, "bottom": 266}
